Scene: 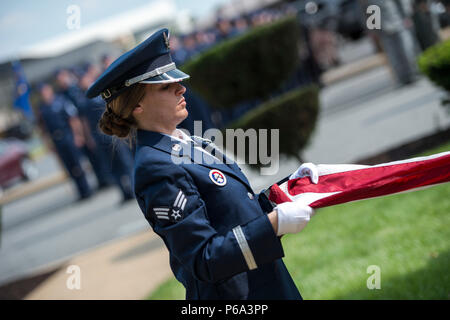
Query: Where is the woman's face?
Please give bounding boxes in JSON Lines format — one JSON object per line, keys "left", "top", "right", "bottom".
{"left": 135, "top": 82, "right": 187, "bottom": 133}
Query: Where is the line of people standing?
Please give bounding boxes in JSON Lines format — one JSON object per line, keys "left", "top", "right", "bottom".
{"left": 37, "top": 59, "right": 134, "bottom": 204}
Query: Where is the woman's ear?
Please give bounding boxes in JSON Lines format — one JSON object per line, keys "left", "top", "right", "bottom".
{"left": 132, "top": 105, "right": 144, "bottom": 117}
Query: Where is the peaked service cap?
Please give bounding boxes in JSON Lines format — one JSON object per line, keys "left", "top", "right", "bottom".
{"left": 86, "top": 28, "right": 189, "bottom": 103}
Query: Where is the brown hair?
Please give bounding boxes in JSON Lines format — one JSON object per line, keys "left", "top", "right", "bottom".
{"left": 98, "top": 84, "right": 147, "bottom": 139}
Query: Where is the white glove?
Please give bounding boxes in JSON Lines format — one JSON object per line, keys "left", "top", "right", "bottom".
{"left": 289, "top": 162, "right": 319, "bottom": 184}
{"left": 275, "top": 201, "right": 314, "bottom": 236}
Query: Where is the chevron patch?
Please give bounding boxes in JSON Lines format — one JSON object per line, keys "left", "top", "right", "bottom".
{"left": 153, "top": 189, "right": 187, "bottom": 223}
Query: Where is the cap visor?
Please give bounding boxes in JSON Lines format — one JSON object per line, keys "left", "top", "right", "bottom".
{"left": 139, "top": 68, "right": 190, "bottom": 84}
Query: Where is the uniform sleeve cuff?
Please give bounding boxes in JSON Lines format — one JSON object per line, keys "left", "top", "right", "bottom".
{"left": 244, "top": 214, "right": 285, "bottom": 268}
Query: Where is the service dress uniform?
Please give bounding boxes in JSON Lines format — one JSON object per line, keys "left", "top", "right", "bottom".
{"left": 134, "top": 129, "right": 302, "bottom": 299}
{"left": 39, "top": 94, "right": 92, "bottom": 199}
{"left": 86, "top": 28, "right": 302, "bottom": 300}
{"left": 62, "top": 83, "right": 114, "bottom": 188}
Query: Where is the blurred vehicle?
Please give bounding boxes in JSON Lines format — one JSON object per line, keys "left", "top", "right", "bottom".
{"left": 0, "top": 110, "right": 34, "bottom": 140}
{"left": 0, "top": 138, "right": 38, "bottom": 193}
{"left": 0, "top": 120, "right": 34, "bottom": 140}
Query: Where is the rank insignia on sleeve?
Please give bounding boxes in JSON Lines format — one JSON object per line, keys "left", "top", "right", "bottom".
{"left": 171, "top": 190, "right": 187, "bottom": 222}
{"left": 153, "top": 190, "right": 187, "bottom": 223}
{"left": 153, "top": 207, "right": 171, "bottom": 221}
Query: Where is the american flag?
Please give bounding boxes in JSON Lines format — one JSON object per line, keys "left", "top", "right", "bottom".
{"left": 267, "top": 151, "right": 450, "bottom": 209}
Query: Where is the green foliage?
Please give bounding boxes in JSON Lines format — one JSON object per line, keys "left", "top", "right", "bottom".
{"left": 181, "top": 16, "right": 301, "bottom": 109}
{"left": 180, "top": 15, "right": 317, "bottom": 161}
{"left": 226, "top": 85, "right": 319, "bottom": 164}
{"left": 418, "top": 40, "right": 450, "bottom": 92}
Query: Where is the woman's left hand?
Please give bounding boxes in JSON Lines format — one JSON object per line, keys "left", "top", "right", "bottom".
{"left": 289, "top": 162, "right": 319, "bottom": 184}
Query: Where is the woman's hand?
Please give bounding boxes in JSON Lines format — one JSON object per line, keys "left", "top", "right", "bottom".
{"left": 289, "top": 162, "right": 319, "bottom": 184}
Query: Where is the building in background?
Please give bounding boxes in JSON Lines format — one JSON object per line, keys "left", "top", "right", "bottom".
{"left": 0, "top": 0, "right": 181, "bottom": 138}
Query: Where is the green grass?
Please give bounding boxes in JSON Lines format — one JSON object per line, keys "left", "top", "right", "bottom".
{"left": 147, "top": 142, "right": 450, "bottom": 300}
{"left": 148, "top": 275, "right": 186, "bottom": 300}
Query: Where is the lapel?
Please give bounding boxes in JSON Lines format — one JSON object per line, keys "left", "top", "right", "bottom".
{"left": 137, "top": 129, "right": 252, "bottom": 190}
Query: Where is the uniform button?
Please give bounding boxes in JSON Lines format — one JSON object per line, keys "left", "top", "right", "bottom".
{"left": 247, "top": 192, "right": 254, "bottom": 200}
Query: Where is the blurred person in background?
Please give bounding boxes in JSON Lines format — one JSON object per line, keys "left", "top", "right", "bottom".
{"left": 84, "top": 62, "right": 102, "bottom": 81}
{"left": 56, "top": 68, "right": 113, "bottom": 190}
{"left": 294, "top": 2, "right": 327, "bottom": 84}
{"left": 232, "top": 15, "right": 250, "bottom": 35}
{"left": 412, "top": 0, "right": 442, "bottom": 50}
{"left": 181, "top": 34, "right": 200, "bottom": 63}
{"left": 305, "top": 1, "right": 341, "bottom": 70}
{"left": 365, "top": 0, "right": 419, "bottom": 85}
{"left": 37, "top": 83, "right": 92, "bottom": 201}
{"left": 193, "top": 30, "right": 216, "bottom": 53}
{"left": 249, "top": 9, "right": 275, "bottom": 27}
{"left": 440, "top": 0, "right": 450, "bottom": 27}
{"left": 77, "top": 66, "right": 135, "bottom": 204}
{"left": 169, "top": 35, "right": 187, "bottom": 65}
{"left": 309, "top": 16, "right": 341, "bottom": 69}
{"left": 101, "top": 54, "right": 115, "bottom": 71}
{"left": 214, "top": 17, "right": 238, "bottom": 42}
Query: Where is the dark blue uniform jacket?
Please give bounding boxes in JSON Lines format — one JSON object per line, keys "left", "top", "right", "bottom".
{"left": 134, "top": 129, "right": 302, "bottom": 300}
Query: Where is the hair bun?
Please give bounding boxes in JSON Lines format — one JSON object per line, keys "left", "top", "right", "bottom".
{"left": 99, "top": 107, "right": 134, "bottom": 138}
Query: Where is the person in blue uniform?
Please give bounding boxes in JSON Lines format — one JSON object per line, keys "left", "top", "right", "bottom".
{"left": 86, "top": 28, "right": 316, "bottom": 300}
{"left": 78, "top": 67, "right": 135, "bottom": 203}
{"left": 55, "top": 68, "right": 113, "bottom": 189}
{"left": 38, "top": 83, "right": 92, "bottom": 201}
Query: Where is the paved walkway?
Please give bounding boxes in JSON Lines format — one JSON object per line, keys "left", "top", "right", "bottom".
{"left": 25, "top": 230, "right": 171, "bottom": 300}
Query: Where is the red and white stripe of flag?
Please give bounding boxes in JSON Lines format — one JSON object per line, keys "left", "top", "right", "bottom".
{"left": 268, "top": 151, "right": 450, "bottom": 209}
